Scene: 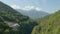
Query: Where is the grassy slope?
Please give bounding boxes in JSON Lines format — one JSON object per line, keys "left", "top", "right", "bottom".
{"left": 31, "top": 10, "right": 60, "bottom": 34}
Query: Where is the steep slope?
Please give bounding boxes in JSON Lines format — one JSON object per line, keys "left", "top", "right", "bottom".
{"left": 31, "top": 10, "right": 60, "bottom": 34}
{"left": 0, "top": 1, "right": 38, "bottom": 34}
{"left": 0, "top": 1, "right": 29, "bottom": 23}
{"left": 17, "top": 9, "right": 48, "bottom": 18}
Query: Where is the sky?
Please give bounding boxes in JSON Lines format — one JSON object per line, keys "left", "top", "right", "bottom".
{"left": 0, "top": 0, "right": 60, "bottom": 13}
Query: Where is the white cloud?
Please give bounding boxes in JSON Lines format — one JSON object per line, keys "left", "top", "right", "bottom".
{"left": 22, "top": 6, "right": 42, "bottom": 11}
{"left": 22, "top": 6, "right": 35, "bottom": 11}
{"left": 35, "top": 7, "right": 42, "bottom": 11}
{"left": 10, "top": 5, "right": 42, "bottom": 11}
{"left": 10, "top": 5, "right": 20, "bottom": 9}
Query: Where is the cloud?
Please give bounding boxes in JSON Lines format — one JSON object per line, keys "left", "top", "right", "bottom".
{"left": 22, "top": 6, "right": 35, "bottom": 11}
{"left": 10, "top": 5, "right": 42, "bottom": 11}
{"left": 10, "top": 5, "right": 20, "bottom": 9}
{"left": 35, "top": 7, "right": 42, "bottom": 11}
{"left": 22, "top": 6, "right": 42, "bottom": 11}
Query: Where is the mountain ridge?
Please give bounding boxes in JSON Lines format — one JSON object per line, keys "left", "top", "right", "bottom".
{"left": 17, "top": 9, "right": 48, "bottom": 18}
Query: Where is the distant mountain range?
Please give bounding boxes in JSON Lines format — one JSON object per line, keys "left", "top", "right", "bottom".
{"left": 17, "top": 9, "right": 49, "bottom": 18}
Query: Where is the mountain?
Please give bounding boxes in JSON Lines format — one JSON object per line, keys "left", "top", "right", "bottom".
{"left": 17, "top": 9, "right": 48, "bottom": 19}
{"left": 1, "top": 1, "right": 60, "bottom": 34}
{"left": 0, "top": 1, "right": 38, "bottom": 34}
{"left": 31, "top": 10, "right": 60, "bottom": 34}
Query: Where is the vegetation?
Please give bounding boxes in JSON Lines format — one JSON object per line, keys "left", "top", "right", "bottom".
{"left": 31, "top": 10, "right": 60, "bottom": 34}
{"left": 0, "top": 1, "right": 60, "bottom": 34}
{"left": 0, "top": 1, "right": 38, "bottom": 34}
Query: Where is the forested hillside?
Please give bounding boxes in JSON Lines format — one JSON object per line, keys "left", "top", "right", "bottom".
{"left": 0, "top": 1, "right": 38, "bottom": 34}
{"left": 31, "top": 10, "right": 60, "bottom": 34}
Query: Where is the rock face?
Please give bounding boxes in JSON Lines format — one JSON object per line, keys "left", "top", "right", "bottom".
{"left": 9, "top": 23, "right": 20, "bottom": 30}
{"left": 9, "top": 23, "right": 20, "bottom": 27}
